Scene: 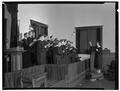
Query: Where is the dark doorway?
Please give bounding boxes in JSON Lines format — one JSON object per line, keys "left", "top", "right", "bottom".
{"left": 76, "top": 25, "right": 102, "bottom": 54}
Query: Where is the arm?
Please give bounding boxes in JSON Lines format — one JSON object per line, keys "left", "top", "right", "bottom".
{"left": 89, "top": 41, "right": 92, "bottom": 47}
{"left": 29, "top": 39, "right": 37, "bottom": 47}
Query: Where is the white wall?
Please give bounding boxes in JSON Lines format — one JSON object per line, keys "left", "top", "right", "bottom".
{"left": 49, "top": 4, "right": 115, "bottom": 52}
{"left": 102, "top": 3, "right": 115, "bottom": 52}
{"left": 18, "top": 4, "right": 56, "bottom": 35}
{"left": 18, "top": 3, "right": 115, "bottom": 52}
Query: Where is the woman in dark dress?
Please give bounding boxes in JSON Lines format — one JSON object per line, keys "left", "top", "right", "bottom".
{"left": 89, "top": 41, "right": 102, "bottom": 72}
{"left": 89, "top": 42, "right": 103, "bottom": 81}
{"left": 94, "top": 42, "right": 102, "bottom": 71}
{"left": 22, "top": 32, "right": 32, "bottom": 68}
{"left": 29, "top": 31, "right": 38, "bottom": 65}
{"left": 89, "top": 41, "right": 96, "bottom": 72}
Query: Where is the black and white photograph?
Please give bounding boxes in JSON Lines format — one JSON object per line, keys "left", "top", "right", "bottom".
{"left": 2, "top": 1, "right": 118, "bottom": 90}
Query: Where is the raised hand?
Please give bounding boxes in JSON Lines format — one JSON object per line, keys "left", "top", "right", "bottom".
{"left": 89, "top": 41, "right": 92, "bottom": 47}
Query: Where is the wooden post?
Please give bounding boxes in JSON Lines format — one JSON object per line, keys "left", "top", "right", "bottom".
{"left": 5, "top": 47, "right": 25, "bottom": 72}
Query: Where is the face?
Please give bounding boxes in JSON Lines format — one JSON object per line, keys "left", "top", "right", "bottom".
{"left": 26, "top": 33, "right": 29, "bottom": 38}
{"left": 97, "top": 42, "right": 101, "bottom": 47}
{"left": 89, "top": 41, "right": 92, "bottom": 46}
{"left": 29, "top": 32, "right": 32, "bottom": 37}
{"left": 97, "top": 42, "right": 100, "bottom": 45}
{"left": 32, "top": 32, "right": 35, "bottom": 38}
{"left": 24, "top": 34, "right": 27, "bottom": 38}
{"left": 24, "top": 32, "right": 29, "bottom": 38}
{"left": 19, "top": 34, "right": 22, "bottom": 41}
{"left": 28, "top": 33, "right": 30, "bottom": 37}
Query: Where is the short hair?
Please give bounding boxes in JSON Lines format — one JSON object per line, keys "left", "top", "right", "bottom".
{"left": 37, "top": 34, "right": 42, "bottom": 39}
{"left": 28, "top": 31, "right": 31, "bottom": 34}
{"left": 31, "top": 30, "right": 34, "bottom": 33}
{"left": 24, "top": 33, "right": 27, "bottom": 36}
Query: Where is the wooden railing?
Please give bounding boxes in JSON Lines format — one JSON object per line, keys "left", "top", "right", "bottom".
{"left": 46, "top": 64, "right": 68, "bottom": 81}
{"left": 4, "top": 65, "right": 46, "bottom": 88}
{"left": 4, "top": 60, "right": 90, "bottom": 88}
{"left": 46, "top": 60, "right": 90, "bottom": 87}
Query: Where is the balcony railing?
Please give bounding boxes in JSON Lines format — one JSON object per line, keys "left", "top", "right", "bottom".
{"left": 4, "top": 60, "right": 90, "bottom": 88}
{"left": 46, "top": 60, "right": 89, "bottom": 87}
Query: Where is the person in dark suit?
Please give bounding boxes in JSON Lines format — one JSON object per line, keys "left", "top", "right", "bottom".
{"left": 22, "top": 32, "right": 32, "bottom": 68}
{"left": 89, "top": 42, "right": 103, "bottom": 81}
{"left": 29, "top": 31, "right": 38, "bottom": 65}
{"left": 22, "top": 33, "right": 29, "bottom": 50}
{"left": 89, "top": 41, "right": 95, "bottom": 72}
{"left": 94, "top": 42, "right": 102, "bottom": 72}
{"left": 17, "top": 33, "right": 23, "bottom": 47}
{"left": 27, "top": 31, "right": 34, "bottom": 46}
{"left": 89, "top": 41, "right": 102, "bottom": 72}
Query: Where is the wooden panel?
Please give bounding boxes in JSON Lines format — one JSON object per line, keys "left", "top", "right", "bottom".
{"left": 32, "top": 73, "right": 47, "bottom": 88}
{"left": 77, "top": 61, "right": 82, "bottom": 74}
{"left": 4, "top": 72, "right": 14, "bottom": 88}
{"left": 68, "top": 62, "right": 78, "bottom": 81}
{"left": 46, "top": 64, "right": 68, "bottom": 81}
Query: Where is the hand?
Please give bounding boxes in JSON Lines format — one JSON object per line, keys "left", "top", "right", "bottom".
{"left": 29, "top": 42, "right": 34, "bottom": 47}
{"left": 89, "top": 41, "right": 92, "bottom": 46}
{"left": 96, "top": 49, "right": 98, "bottom": 51}
{"left": 29, "top": 43, "right": 33, "bottom": 47}
{"left": 33, "top": 39, "right": 37, "bottom": 42}
{"left": 97, "top": 42, "right": 101, "bottom": 48}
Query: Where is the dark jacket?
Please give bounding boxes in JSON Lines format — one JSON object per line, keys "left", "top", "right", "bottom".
{"left": 22, "top": 38, "right": 29, "bottom": 50}
{"left": 94, "top": 46, "right": 102, "bottom": 69}
{"left": 27, "top": 37, "right": 34, "bottom": 45}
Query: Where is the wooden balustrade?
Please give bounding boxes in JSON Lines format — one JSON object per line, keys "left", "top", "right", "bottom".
{"left": 4, "top": 65, "right": 46, "bottom": 88}
{"left": 46, "top": 64, "right": 68, "bottom": 81}
{"left": 4, "top": 60, "right": 90, "bottom": 88}
{"left": 67, "top": 61, "right": 86, "bottom": 83}
{"left": 4, "top": 47, "right": 25, "bottom": 72}
{"left": 46, "top": 60, "right": 89, "bottom": 87}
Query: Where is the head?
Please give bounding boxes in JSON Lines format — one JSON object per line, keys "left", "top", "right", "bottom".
{"left": 19, "top": 33, "right": 22, "bottom": 41}
{"left": 28, "top": 31, "right": 32, "bottom": 38}
{"left": 32, "top": 31, "right": 35, "bottom": 38}
{"left": 24, "top": 33, "right": 28, "bottom": 38}
{"left": 97, "top": 42, "right": 101, "bottom": 47}
{"left": 89, "top": 41, "right": 92, "bottom": 47}
{"left": 27, "top": 32, "right": 30, "bottom": 38}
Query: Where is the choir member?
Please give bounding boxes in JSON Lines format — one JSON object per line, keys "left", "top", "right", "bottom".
{"left": 22, "top": 32, "right": 29, "bottom": 50}
{"left": 29, "top": 31, "right": 38, "bottom": 65}
{"left": 94, "top": 42, "right": 102, "bottom": 73}
{"left": 22, "top": 32, "right": 31, "bottom": 68}
{"left": 17, "top": 33, "right": 23, "bottom": 47}
{"left": 27, "top": 31, "right": 33, "bottom": 45}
